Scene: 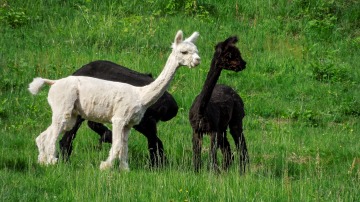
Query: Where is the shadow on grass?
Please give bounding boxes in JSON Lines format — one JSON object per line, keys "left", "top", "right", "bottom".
{"left": 0, "top": 156, "right": 44, "bottom": 174}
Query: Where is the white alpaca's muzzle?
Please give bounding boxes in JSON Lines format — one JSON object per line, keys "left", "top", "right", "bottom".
{"left": 189, "top": 55, "right": 201, "bottom": 68}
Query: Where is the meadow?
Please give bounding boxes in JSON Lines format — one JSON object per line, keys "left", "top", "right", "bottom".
{"left": 1, "top": 0, "right": 359, "bottom": 201}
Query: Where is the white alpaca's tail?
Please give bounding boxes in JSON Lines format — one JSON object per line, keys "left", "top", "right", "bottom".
{"left": 28, "top": 77, "right": 56, "bottom": 95}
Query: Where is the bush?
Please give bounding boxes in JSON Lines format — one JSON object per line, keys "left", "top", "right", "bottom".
{"left": 311, "top": 59, "right": 350, "bottom": 83}
{"left": 0, "top": 6, "right": 30, "bottom": 28}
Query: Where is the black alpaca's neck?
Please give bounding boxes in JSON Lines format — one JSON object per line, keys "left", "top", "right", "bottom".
{"left": 197, "top": 55, "right": 222, "bottom": 116}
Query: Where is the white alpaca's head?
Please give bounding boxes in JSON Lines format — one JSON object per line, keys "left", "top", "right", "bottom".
{"left": 171, "top": 30, "right": 201, "bottom": 68}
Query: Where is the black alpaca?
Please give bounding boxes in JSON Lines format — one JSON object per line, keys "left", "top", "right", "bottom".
{"left": 59, "top": 60, "right": 178, "bottom": 167}
{"left": 189, "top": 36, "right": 249, "bottom": 173}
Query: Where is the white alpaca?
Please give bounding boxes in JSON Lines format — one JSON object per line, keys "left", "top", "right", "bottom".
{"left": 28, "top": 30, "right": 200, "bottom": 171}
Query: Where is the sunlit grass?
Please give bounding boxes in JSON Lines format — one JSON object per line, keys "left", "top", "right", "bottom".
{"left": 1, "top": 0, "right": 359, "bottom": 201}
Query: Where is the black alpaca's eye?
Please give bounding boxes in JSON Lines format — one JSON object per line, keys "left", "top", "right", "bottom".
{"left": 181, "top": 51, "right": 188, "bottom": 54}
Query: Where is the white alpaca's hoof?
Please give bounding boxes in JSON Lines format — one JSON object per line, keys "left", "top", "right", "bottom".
{"left": 100, "top": 161, "right": 112, "bottom": 170}
{"left": 37, "top": 154, "right": 47, "bottom": 165}
{"left": 119, "top": 162, "right": 130, "bottom": 172}
{"left": 47, "top": 156, "right": 58, "bottom": 165}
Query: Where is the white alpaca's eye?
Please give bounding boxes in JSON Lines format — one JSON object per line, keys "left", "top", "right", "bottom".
{"left": 181, "top": 51, "right": 188, "bottom": 54}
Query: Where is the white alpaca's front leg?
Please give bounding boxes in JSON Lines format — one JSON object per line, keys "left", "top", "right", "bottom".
{"left": 119, "top": 126, "right": 131, "bottom": 172}
{"left": 100, "top": 118, "right": 124, "bottom": 170}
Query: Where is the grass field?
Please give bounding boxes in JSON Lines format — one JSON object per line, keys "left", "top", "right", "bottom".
{"left": 1, "top": 0, "right": 360, "bottom": 201}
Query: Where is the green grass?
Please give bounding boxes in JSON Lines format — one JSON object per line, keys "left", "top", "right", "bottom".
{"left": 1, "top": 0, "right": 360, "bottom": 201}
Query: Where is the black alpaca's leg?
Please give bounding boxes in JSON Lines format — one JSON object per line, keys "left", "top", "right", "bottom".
{"left": 217, "top": 131, "right": 233, "bottom": 170}
{"left": 87, "top": 121, "right": 113, "bottom": 144}
{"left": 239, "top": 132, "right": 249, "bottom": 172}
{"left": 229, "top": 122, "right": 249, "bottom": 174}
{"left": 210, "top": 132, "right": 220, "bottom": 173}
{"left": 192, "top": 132, "right": 203, "bottom": 173}
{"left": 134, "top": 118, "right": 164, "bottom": 167}
{"left": 59, "top": 116, "right": 85, "bottom": 161}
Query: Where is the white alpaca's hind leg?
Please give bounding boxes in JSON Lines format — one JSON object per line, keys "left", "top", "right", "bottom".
{"left": 41, "top": 123, "right": 60, "bottom": 165}
{"left": 36, "top": 127, "right": 51, "bottom": 164}
{"left": 37, "top": 125, "right": 60, "bottom": 165}
{"left": 44, "top": 113, "right": 75, "bottom": 165}
{"left": 45, "top": 127, "right": 60, "bottom": 165}
{"left": 41, "top": 83, "right": 78, "bottom": 165}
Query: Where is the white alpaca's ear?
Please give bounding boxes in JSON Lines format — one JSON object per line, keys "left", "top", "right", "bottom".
{"left": 174, "top": 30, "right": 184, "bottom": 45}
{"left": 184, "top": 32, "right": 199, "bottom": 44}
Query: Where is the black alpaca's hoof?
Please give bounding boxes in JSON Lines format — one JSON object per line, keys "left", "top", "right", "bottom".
{"left": 149, "top": 154, "right": 167, "bottom": 169}
{"left": 59, "top": 142, "right": 72, "bottom": 162}
{"left": 210, "top": 164, "right": 221, "bottom": 174}
{"left": 156, "top": 155, "right": 168, "bottom": 168}
{"left": 99, "top": 131, "right": 112, "bottom": 144}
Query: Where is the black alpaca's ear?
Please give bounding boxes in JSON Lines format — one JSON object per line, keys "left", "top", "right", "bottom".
{"left": 224, "top": 36, "right": 238, "bottom": 46}
{"left": 215, "top": 43, "right": 223, "bottom": 54}
{"left": 214, "top": 36, "right": 238, "bottom": 54}
{"left": 216, "top": 36, "right": 238, "bottom": 53}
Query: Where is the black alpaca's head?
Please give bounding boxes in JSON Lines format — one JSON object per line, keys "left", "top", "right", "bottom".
{"left": 214, "top": 36, "right": 246, "bottom": 72}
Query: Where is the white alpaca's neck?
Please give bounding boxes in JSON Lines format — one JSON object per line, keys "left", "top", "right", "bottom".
{"left": 140, "top": 52, "right": 179, "bottom": 107}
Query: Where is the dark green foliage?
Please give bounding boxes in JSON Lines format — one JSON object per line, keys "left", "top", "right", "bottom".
{"left": 0, "top": 7, "right": 31, "bottom": 28}
{"left": 311, "top": 60, "right": 350, "bottom": 83}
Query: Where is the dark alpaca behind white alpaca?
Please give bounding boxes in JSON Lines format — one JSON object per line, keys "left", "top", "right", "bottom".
{"left": 29, "top": 30, "right": 201, "bottom": 171}
{"left": 59, "top": 60, "right": 179, "bottom": 167}
{"left": 189, "top": 36, "right": 249, "bottom": 174}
